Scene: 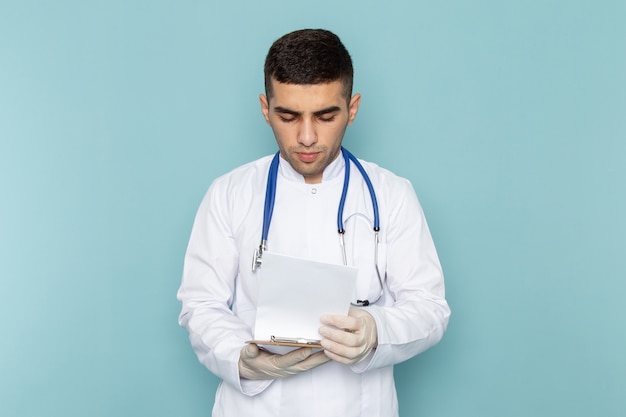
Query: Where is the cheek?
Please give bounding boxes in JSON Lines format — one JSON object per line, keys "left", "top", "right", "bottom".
{"left": 324, "top": 125, "right": 348, "bottom": 144}
{"left": 269, "top": 125, "right": 293, "bottom": 149}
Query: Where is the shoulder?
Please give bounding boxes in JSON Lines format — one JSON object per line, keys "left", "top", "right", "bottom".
{"left": 195, "top": 155, "right": 275, "bottom": 228}
{"left": 356, "top": 158, "right": 415, "bottom": 195}
{"left": 354, "top": 158, "right": 424, "bottom": 220}
{"left": 209, "top": 155, "right": 274, "bottom": 193}
{"left": 198, "top": 155, "right": 274, "bottom": 215}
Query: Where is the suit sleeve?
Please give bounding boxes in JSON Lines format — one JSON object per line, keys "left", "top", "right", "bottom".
{"left": 177, "top": 179, "right": 272, "bottom": 395}
{"left": 352, "top": 177, "right": 451, "bottom": 373}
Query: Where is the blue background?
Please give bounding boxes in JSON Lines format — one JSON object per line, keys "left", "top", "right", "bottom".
{"left": 1, "top": 1, "right": 624, "bottom": 416}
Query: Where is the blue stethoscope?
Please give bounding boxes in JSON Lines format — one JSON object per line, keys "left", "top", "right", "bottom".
{"left": 251, "top": 147, "right": 385, "bottom": 306}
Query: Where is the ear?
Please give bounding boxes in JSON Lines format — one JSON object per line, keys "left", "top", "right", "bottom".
{"left": 259, "top": 94, "right": 271, "bottom": 125}
{"left": 347, "top": 93, "right": 361, "bottom": 126}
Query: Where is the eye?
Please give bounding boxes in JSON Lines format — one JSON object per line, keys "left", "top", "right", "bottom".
{"left": 318, "top": 114, "right": 337, "bottom": 122}
{"left": 278, "top": 115, "right": 296, "bottom": 123}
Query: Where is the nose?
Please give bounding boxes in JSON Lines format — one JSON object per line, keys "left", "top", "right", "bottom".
{"left": 297, "top": 118, "right": 317, "bottom": 147}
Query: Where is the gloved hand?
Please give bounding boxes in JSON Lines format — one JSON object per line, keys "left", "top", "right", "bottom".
{"left": 318, "top": 306, "right": 378, "bottom": 365}
{"left": 239, "top": 343, "right": 330, "bottom": 380}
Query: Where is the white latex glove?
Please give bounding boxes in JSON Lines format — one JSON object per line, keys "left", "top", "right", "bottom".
{"left": 239, "top": 343, "right": 330, "bottom": 380}
{"left": 318, "top": 306, "right": 378, "bottom": 365}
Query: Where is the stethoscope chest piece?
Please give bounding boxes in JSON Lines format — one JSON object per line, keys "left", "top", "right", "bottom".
{"left": 251, "top": 242, "right": 265, "bottom": 272}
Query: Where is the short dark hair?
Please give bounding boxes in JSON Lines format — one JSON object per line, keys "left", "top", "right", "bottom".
{"left": 264, "top": 29, "right": 354, "bottom": 101}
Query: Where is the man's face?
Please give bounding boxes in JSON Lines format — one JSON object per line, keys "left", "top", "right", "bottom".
{"left": 260, "top": 79, "right": 361, "bottom": 184}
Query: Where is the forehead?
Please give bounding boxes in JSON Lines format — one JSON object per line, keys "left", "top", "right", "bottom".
{"left": 268, "top": 80, "right": 348, "bottom": 110}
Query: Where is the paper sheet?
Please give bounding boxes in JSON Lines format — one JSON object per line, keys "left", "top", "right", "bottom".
{"left": 253, "top": 251, "right": 358, "bottom": 342}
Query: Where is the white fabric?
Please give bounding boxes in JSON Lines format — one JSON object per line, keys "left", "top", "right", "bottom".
{"left": 177, "top": 153, "right": 451, "bottom": 417}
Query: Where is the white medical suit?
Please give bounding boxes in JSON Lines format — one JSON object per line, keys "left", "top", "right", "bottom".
{"left": 177, "top": 152, "right": 450, "bottom": 417}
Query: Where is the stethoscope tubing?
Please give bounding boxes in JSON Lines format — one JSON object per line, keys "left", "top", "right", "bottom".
{"left": 253, "top": 147, "right": 384, "bottom": 305}
{"left": 261, "top": 147, "right": 379, "bottom": 242}
{"left": 261, "top": 153, "right": 281, "bottom": 244}
{"left": 338, "top": 148, "right": 380, "bottom": 233}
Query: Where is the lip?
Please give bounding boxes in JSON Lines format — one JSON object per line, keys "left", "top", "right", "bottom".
{"left": 296, "top": 152, "right": 320, "bottom": 163}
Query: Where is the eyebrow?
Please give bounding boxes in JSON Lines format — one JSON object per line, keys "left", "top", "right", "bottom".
{"left": 273, "top": 106, "right": 342, "bottom": 116}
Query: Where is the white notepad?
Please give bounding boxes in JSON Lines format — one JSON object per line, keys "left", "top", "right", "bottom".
{"left": 253, "top": 252, "right": 358, "bottom": 344}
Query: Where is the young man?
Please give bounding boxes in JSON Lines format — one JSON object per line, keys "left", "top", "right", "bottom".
{"left": 178, "top": 29, "right": 450, "bottom": 417}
